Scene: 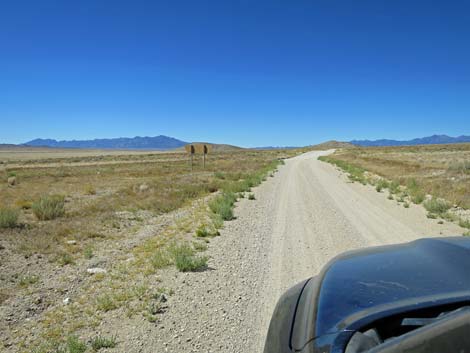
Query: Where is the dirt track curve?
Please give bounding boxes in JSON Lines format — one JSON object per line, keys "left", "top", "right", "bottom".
{"left": 122, "top": 150, "right": 463, "bottom": 353}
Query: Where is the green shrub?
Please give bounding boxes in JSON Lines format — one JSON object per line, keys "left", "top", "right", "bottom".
{"left": 248, "top": 193, "right": 256, "bottom": 200}
{"left": 410, "top": 191, "right": 425, "bottom": 204}
{"left": 168, "top": 243, "right": 208, "bottom": 272}
{"left": 66, "top": 336, "right": 87, "bottom": 353}
{"left": 406, "top": 178, "right": 419, "bottom": 190}
{"left": 0, "top": 207, "right": 19, "bottom": 228}
{"left": 19, "top": 274, "right": 39, "bottom": 287}
{"left": 32, "top": 195, "right": 65, "bottom": 220}
{"left": 423, "top": 198, "right": 451, "bottom": 215}
{"left": 209, "top": 192, "right": 236, "bottom": 221}
{"left": 406, "top": 179, "right": 425, "bottom": 204}
{"left": 57, "top": 252, "right": 74, "bottom": 266}
{"left": 389, "top": 180, "right": 400, "bottom": 194}
{"left": 214, "top": 172, "right": 225, "bottom": 179}
{"left": 375, "top": 179, "right": 389, "bottom": 192}
{"left": 84, "top": 246, "right": 94, "bottom": 259}
{"left": 90, "top": 336, "right": 117, "bottom": 351}
{"left": 195, "top": 225, "right": 218, "bottom": 238}
{"left": 459, "top": 218, "right": 470, "bottom": 229}
{"left": 210, "top": 212, "right": 224, "bottom": 229}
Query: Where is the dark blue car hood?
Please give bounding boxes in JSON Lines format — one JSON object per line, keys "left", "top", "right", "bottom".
{"left": 314, "top": 237, "right": 470, "bottom": 338}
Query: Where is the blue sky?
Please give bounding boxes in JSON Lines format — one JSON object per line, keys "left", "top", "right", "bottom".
{"left": 1, "top": 0, "right": 469, "bottom": 147}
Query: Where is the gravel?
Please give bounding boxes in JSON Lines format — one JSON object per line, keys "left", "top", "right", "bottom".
{"left": 107, "top": 150, "right": 463, "bottom": 353}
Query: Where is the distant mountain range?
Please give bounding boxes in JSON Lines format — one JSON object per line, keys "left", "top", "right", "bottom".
{"left": 18, "top": 133, "right": 470, "bottom": 151}
{"left": 24, "top": 135, "right": 188, "bottom": 150}
{"left": 350, "top": 135, "right": 470, "bottom": 147}
{"left": 253, "top": 146, "right": 300, "bottom": 150}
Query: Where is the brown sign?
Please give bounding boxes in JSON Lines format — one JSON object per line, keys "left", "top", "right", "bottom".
{"left": 185, "top": 144, "right": 212, "bottom": 154}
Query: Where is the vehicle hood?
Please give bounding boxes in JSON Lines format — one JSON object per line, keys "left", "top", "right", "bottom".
{"left": 314, "top": 237, "right": 470, "bottom": 338}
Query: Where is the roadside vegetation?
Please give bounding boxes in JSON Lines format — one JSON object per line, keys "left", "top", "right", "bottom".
{"left": 319, "top": 144, "right": 470, "bottom": 231}
{"left": 0, "top": 207, "right": 19, "bottom": 228}
{"left": 0, "top": 148, "right": 294, "bottom": 352}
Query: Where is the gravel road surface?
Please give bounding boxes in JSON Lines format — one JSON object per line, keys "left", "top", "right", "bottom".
{"left": 131, "top": 150, "right": 463, "bottom": 353}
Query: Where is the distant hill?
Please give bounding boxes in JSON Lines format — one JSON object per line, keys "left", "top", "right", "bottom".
{"left": 309, "top": 140, "right": 356, "bottom": 150}
{"left": 351, "top": 135, "right": 470, "bottom": 147}
{"left": 24, "top": 135, "right": 187, "bottom": 150}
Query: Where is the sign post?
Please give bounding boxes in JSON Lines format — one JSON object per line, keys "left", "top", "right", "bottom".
{"left": 203, "top": 144, "right": 208, "bottom": 168}
{"left": 185, "top": 143, "right": 212, "bottom": 170}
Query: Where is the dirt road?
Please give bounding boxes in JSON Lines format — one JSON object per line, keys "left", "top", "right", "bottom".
{"left": 124, "top": 150, "right": 463, "bottom": 352}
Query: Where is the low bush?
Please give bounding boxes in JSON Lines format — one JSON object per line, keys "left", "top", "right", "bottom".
{"left": 389, "top": 180, "right": 400, "bottom": 194}
{"left": 195, "top": 225, "right": 218, "bottom": 238}
{"left": 423, "top": 198, "right": 451, "bottom": 215}
{"left": 84, "top": 246, "right": 94, "bottom": 259}
{"left": 19, "top": 274, "right": 39, "bottom": 287}
{"left": 248, "top": 193, "right": 256, "bottom": 200}
{"left": 410, "top": 191, "right": 425, "bottom": 204}
{"left": 57, "top": 252, "right": 74, "bottom": 266}
{"left": 375, "top": 179, "right": 389, "bottom": 192}
{"left": 459, "top": 218, "right": 470, "bottom": 229}
{"left": 90, "top": 336, "right": 117, "bottom": 351}
{"left": 168, "top": 243, "right": 208, "bottom": 272}
{"left": 65, "top": 336, "right": 87, "bottom": 353}
{"left": 32, "top": 195, "right": 65, "bottom": 220}
{"left": 209, "top": 192, "right": 237, "bottom": 221}
{"left": 0, "top": 207, "right": 19, "bottom": 228}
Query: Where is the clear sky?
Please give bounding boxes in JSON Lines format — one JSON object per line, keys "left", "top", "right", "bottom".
{"left": 1, "top": 1, "right": 469, "bottom": 147}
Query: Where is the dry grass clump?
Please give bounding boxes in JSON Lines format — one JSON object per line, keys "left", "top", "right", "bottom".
{"left": 0, "top": 207, "right": 19, "bottom": 228}
{"left": 84, "top": 184, "right": 96, "bottom": 195}
{"left": 32, "top": 195, "right": 65, "bottom": 220}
